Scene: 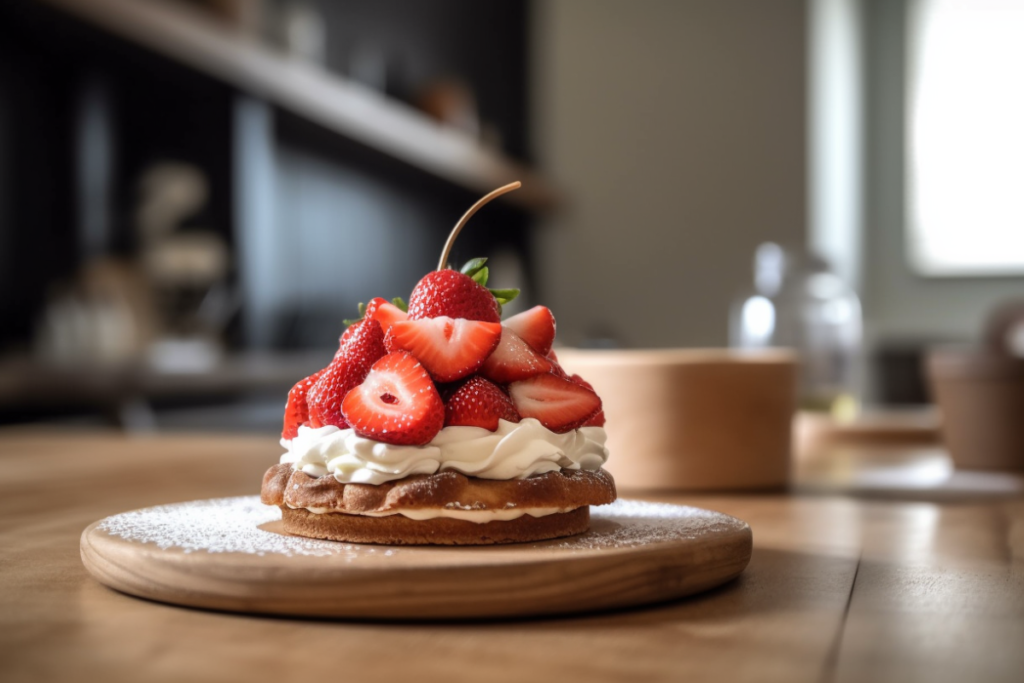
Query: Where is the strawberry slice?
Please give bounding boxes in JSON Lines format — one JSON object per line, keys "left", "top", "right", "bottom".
{"left": 308, "top": 319, "right": 386, "bottom": 429}
{"left": 444, "top": 376, "right": 520, "bottom": 431}
{"left": 364, "top": 297, "right": 408, "bottom": 336}
{"left": 479, "top": 328, "right": 552, "bottom": 384}
{"left": 408, "top": 270, "right": 500, "bottom": 323}
{"left": 385, "top": 316, "right": 501, "bottom": 382}
{"left": 342, "top": 352, "right": 444, "bottom": 445}
{"left": 503, "top": 305, "right": 556, "bottom": 355}
{"left": 508, "top": 373, "right": 602, "bottom": 433}
{"left": 281, "top": 368, "right": 326, "bottom": 439}
{"left": 548, "top": 357, "right": 571, "bottom": 379}
{"left": 571, "top": 374, "right": 606, "bottom": 427}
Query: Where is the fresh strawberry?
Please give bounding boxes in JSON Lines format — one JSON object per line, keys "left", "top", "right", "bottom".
{"left": 547, "top": 355, "right": 571, "bottom": 379}
{"left": 308, "top": 319, "right": 386, "bottom": 428}
{"left": 334, "top": 324, "right": 358, "bottom": 359}
{"left": 479, "top": 327, "right": 552, "bottom": 384}
{"left": 545, "top": 348, "right": 572, "bottom": 379}
{"left": 343, "top": 317, "right": 387, "bottom": 365}
{"left": 503, "top": 305, "right": 556, "bottom": 355}
{"left": 342, "top": 351, "right": 444, "bottom": 445}
{"left": 408, "top": 270, "right": 501, "bottom": 323}
{"left": 384, "top": 316, "right": 501, "bottom": 382}
{"left": 364, "top": 297, "right": 408, "bottom": 335}
{"left": 281, "top": 368, "right": 326, "bottom": 439}
{"left": 508, "top": 373, "right": 602, "bottom": 433}
{"left": 571, "top": 374, "right": 606, "bottom": 427}
{"left": 444, "top": 376, "right": 520, "bottom": 431}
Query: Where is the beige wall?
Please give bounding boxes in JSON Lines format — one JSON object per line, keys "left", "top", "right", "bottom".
{"left": 531, "top": 0, "right": 807, "bottom": 348}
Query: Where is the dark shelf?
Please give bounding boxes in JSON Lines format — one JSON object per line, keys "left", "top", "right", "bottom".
{"left": 39, "top": 0, "right": 560, "bottom": 212}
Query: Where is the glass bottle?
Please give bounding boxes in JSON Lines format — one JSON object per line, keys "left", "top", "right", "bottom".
{"left": 730, "top": 243, "right": 862, "bottom": 419}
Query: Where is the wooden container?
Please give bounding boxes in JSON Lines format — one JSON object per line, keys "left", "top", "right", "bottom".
{"left": 557, "top": 349, "right": 797, "bottom": 491}
{"left": 927, "top": 351, "right": 1024, "bottom": 472}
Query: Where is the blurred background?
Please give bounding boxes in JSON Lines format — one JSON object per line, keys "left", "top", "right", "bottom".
{"left": 0, "top": 0, "right": 1022, "bottom": 433}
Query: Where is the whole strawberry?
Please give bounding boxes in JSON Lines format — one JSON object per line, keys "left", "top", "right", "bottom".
{"left": 281, "top": 368, "right": 326, "bottom": 439}
{"left": 444, "top": 376, "right": 520, "bottom": 431}
{"left": 308, "top": 318, "right": 386, "bottom": 428}
{"left": 408, "top": 269, "right": 501, "bottom": 323}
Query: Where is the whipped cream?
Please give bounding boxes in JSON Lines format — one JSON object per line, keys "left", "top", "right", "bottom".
{"left": 300, "top": 505, "right": 573, "bottom": 522}
{"left": 280, "top": 418, "right": 609, "bottom": 486}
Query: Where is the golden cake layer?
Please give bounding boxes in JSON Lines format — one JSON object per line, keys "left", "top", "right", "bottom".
{"left": 261, "top": 464, "right": 616, "bottom": 545}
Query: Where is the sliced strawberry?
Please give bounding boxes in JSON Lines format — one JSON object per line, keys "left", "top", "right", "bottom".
{"left": 508, "top": 373, "right": 602, "bottom": 433}
{"left": 444, "top": 376, "right": 520, "bottom": 431}
{"left": 408, "top": 270, "right": 500, "bottom": 323}
{"left": 281, "top": 368, "right": 326, "bottom": 439}
{"left": 571, "top": 374, "right": 606, "bottom": 427}
{"left": 548, "top": 358, "right": 571, "bottom": 379}
{"left": 385, "top": 316, "right": 501, "bottom": 382}
{"left": 308, "top": 319, "right": 385, "bottom": 429}
{"left": 503, "top": 305, "right": 556, "bottom": 355}
{"left": 342, "top": 351, "right": 444, "bottom": 445}
{"left": 479, "top": 328, "right": 552, "bottom": 384}
{"left": 364, "top": 297, "right": 408, "bottom": 335}
{"left": 546, "top": 348, "right": 559, "bottom": 363}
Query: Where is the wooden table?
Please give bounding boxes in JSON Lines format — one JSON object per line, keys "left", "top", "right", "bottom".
{"left": 1, "top": 430, "right": 1022, "bottom": 682}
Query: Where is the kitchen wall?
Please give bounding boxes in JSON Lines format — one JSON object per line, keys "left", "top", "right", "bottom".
{"left": 530, "top": 0, "right": 808, "bottom": 348}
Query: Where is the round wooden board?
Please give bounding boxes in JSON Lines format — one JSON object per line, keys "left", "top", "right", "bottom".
{"left": 81, "top": 497, "right": 752, "bottom": 620}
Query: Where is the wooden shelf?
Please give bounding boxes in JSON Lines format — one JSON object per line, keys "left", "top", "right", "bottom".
{"left": 39, "top": 0, "right": 559, "bottom": 212}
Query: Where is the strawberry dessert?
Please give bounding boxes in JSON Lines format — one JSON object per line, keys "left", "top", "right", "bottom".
{"left": 261, "top": 183, "right": 615, "bottom": 545}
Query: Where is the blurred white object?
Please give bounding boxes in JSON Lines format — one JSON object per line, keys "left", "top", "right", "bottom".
{"left": 268, "top": 0, "right": 326, "bottom": 64}
{"left": 35, "top": 259, "right": 156, "bottom": 364}
{"left": 147, "top": 337, "right": 223, "bottom": 373}
{"left": 907, "top": 0, "right": 1024, "bottom": 276}
{"left": 731, "top": 243, "right": 863, "bottom": 417}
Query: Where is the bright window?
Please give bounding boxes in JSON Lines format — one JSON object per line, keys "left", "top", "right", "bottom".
{"left": 907, "top": 0, "right": 1024, "bottom": 276}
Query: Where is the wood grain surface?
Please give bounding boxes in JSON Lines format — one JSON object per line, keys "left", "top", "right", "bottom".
{"left": 1, "top": 430, "right": 1022, "bottom": 683}
{"left": 80, "top": 498, "right": 752, "bottom": 619}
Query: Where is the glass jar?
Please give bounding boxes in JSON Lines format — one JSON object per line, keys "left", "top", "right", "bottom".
{"left": 730, "top": 243, "right": 862, "bottom": 418}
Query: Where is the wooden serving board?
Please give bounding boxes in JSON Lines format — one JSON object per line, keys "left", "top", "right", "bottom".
{"left": 80, "top": 497, "right": 752, "bottom": 620}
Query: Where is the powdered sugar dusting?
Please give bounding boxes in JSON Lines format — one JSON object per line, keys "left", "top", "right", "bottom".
{"left": 97, "top": 497, "right": 351, "bottom": 557}
{"left": 95, "top": 497, "right": 745, "bottom": 557}
{"left": 551, "top": 499, "right": 745, "bottom": 550}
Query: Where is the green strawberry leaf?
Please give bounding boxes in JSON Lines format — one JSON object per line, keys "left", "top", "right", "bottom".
{"left": 460, "top": 258, "right": 488, "bottom": 277}
{"left": 488, "top": 287, "right": 520, "bottom": 305}
{"left": 471, "top": 266, "right": 490, "bottom": 286}
{"left": 391, "top": 297, "right": 408, "bottom": 312}
{"left": 342, "top": 301, "right": 367, "bottom": 326}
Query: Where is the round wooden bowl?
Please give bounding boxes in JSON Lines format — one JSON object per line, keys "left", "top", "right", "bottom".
{"left": 557, "top": 348, "right": 797, "bottom": 491}
{"left": 927, "top": 350, "right": 1024, "bottom": 472}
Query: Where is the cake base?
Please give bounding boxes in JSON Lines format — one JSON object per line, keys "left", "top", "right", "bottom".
{"left": 281, "top": 506, "right": 590, "bottom": 545}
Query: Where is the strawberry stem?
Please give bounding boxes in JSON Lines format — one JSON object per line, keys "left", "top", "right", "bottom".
{"left": 437, "top": 181, "right": 521, "bottom": 271}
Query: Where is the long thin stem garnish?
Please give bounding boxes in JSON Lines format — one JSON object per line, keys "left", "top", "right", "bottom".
{"left": 437, "top": 181, "right": 521, "bottom": 271}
